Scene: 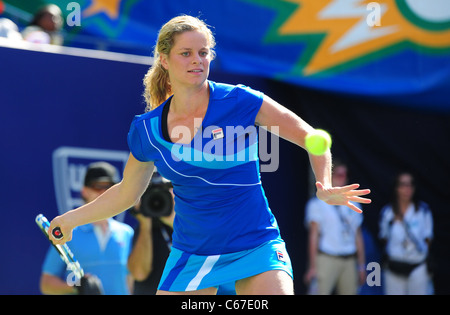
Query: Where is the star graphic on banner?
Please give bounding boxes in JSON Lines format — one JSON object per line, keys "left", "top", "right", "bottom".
{"left": 243, "top": 0, "right": 450, "bottom": 75}
{"left": 83, "top": 0, "right": 122, "bottom": 20}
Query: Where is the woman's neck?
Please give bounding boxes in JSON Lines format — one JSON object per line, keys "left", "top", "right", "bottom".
{"left": 170, "top": 81, "right": 210, "bottom": 116}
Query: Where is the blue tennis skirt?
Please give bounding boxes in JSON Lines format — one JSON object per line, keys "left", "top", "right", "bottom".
{"left": 158, "top": 238, "right": 293, "bottom": 292}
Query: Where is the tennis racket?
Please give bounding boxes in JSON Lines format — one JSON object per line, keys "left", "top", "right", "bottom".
{"left": 35, "top": 214, "right": 84, "bottom": 279}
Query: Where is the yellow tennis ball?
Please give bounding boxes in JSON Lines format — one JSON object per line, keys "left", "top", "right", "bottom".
{"left": 305, "top": 129, "right": 332, "bottom": 156}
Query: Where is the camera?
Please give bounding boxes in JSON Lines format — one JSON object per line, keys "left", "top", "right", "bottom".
{"left": 133, "top": 171, "right": 173, "bottom": 218}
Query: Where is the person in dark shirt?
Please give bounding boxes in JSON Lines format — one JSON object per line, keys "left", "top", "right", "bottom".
{"left": 127, "top": 172, "right": 174, "bottom": 295}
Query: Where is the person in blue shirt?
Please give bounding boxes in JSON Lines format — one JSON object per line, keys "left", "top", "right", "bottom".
{"left": 40, "top": 162, "right": 134, "bottom": 295}
{"left": 48, "top": 15, "right": 371, "bottom": 295}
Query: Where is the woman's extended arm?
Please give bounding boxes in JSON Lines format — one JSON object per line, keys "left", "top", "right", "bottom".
{"left": 255, "top": 95, "right": 371, "bottom": 213}
{"left": 49, "top": 154, "right": 155, "bottom": 244}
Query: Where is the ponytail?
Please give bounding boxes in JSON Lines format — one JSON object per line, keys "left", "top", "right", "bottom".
{"left": 143, "top": 50, "right": 171, "bottom": 112}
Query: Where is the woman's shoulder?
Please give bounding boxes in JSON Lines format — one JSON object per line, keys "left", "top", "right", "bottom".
{"left": 380, "top": 204, "right": 394, "bottom": 218}
{"left": 132, "top": 101, "right": 167, "bottom": 124}
{"left": 416, "top": 201, "right": 432, "bottom": 216}
{"left": 209, "top": 81, "right": 262, "bottom": 101}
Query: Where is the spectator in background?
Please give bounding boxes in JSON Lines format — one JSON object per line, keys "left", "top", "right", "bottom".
{"left": 0, "top": 18, "right": 22, "bottom": 41}
{"left": 379, "top": 171, "right": 434, "bottom": 295}
{"left": 22, "top": 4, "right": 63, "bottom": 45}
{"left": 127, "top": 171, "right": 175, "bottom": 295}
{"left": 304, "top": 160, "right": 366, "bottom": 294}
{"left": 40, "top": 162, "right": 134, "bottom": 295}
{"left": 0, "top": 1, "right": 22, "bottom": 41}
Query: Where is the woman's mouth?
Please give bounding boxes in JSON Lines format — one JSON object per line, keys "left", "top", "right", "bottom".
{"left": 188, "top": 69, "right": 203, "bottom": 73}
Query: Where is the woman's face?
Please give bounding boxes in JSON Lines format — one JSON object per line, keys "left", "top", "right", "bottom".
{"left": 396, "top": 173, "right": 415, "bottom": 203}
{"left": 161, "top": 30, "right": 212, "bottom": 88}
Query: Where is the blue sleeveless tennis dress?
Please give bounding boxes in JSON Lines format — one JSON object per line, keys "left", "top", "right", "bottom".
{"left": 128, "top": 81, "right": 292, "bottom": 291}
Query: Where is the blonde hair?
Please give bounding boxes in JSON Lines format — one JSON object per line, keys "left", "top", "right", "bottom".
{"left": 143, "top": 15, "right": 216, "bottom": 112}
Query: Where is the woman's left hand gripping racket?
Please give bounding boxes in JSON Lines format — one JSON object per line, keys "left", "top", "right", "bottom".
{"left": 35, "top": 214, "right": 84, "bottom": 280}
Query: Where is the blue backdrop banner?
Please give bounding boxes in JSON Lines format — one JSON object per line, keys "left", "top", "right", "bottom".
{"left": 4, "top": 0, "right": 450, "bottom": 111}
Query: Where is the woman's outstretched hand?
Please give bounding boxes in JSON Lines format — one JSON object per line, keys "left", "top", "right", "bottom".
{"left": 315, "top": 182, "right": 371, "bottom": 213}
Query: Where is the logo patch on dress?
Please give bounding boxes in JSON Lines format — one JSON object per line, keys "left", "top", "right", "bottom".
{"left": 212, "top": 127, "right": 224, "bottom": 140}
{"left": 276, "top": 250, "right": 285, "bottom": 262}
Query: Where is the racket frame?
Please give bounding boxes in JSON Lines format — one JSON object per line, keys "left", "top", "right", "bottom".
{"left": 35, "top": 214, "right": 84, "bottom": 280}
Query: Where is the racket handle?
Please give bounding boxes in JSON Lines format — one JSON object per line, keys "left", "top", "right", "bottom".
{"left": 52, "top": 227, "right": 64, "bottom": 240}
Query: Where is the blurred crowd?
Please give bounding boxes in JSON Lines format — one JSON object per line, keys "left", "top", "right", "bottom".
{"left": 304, "top": 161, "right": 434, "bottom": 295}
{"left": 0, "top": 3, "right": 63, "bottom": 45}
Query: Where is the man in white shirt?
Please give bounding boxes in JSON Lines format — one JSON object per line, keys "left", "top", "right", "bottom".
{"left": 304, "top": 161, "right": 366, "bottom": 294}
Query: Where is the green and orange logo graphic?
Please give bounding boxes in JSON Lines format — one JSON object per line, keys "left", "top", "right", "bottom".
{"left": 246, "top": 0, "right": 450, "bottom": 75}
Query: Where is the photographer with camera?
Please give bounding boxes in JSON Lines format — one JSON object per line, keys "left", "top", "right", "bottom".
{"left": 128, "top": 170, "right": 175, "bottom": 295}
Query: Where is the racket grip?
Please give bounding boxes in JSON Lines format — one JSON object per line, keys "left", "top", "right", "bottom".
{"left": 52, "top": 227, "right": 64, "bottom": 240}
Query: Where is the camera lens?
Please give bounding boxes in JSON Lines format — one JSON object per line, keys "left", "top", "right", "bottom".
{"left": 141, "top": 186, "right": 173, "bottom": 217}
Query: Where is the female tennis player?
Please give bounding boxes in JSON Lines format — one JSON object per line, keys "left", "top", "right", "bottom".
{"left": 49, "top": 15, "right": 371, "bottom": 295}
